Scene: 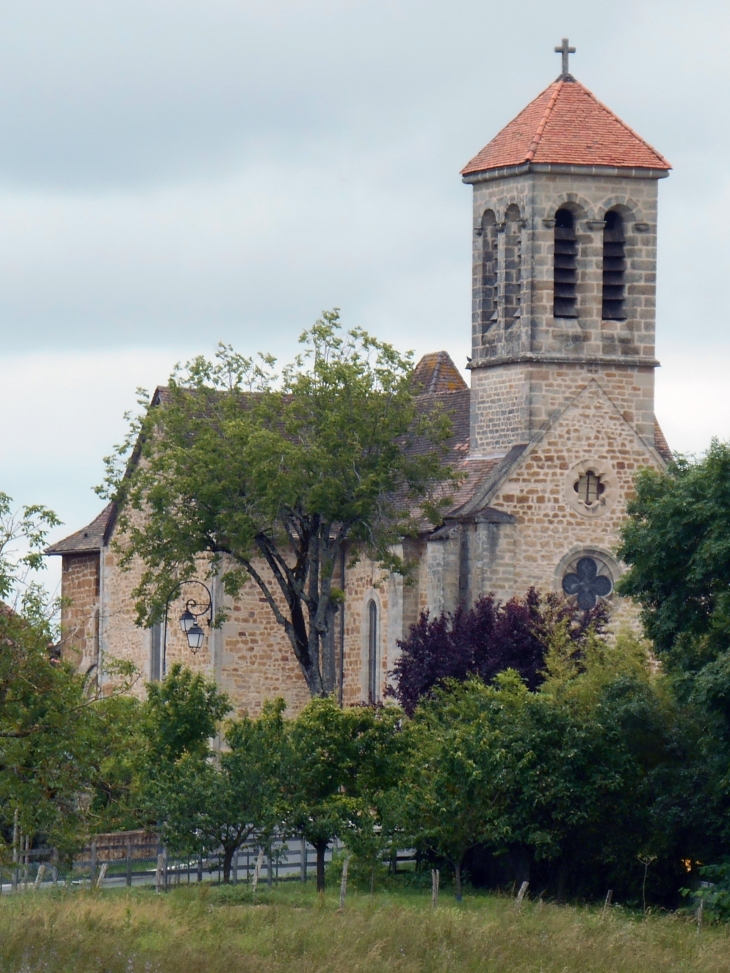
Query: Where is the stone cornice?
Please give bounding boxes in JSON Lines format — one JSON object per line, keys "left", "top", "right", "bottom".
{"left": 462, "top": 162, "right": 670, "bottom": 185}
{"left": 467, "top": 353, "right": 660, "bottom": 370}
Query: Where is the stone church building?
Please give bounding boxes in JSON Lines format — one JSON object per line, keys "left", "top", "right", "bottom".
{"left": 48, "top": 51, "right": 673, "bottom": 715}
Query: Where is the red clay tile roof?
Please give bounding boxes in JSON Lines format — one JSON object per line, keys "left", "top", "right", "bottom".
{"left": 462, "top": 77, "right": 670, "bottom": 176}
{"left": 412, "top": 351, "right": 468, "bottom": 393}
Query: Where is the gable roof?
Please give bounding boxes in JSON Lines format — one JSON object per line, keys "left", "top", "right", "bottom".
{"left": 462, "top": 76, "right": 670, "bottom": 176}
{"left": 452, "top": 380, "right": 667, "bottom": 521}
{"left": 46, "top": 354, "right": 473, "bottom": 555}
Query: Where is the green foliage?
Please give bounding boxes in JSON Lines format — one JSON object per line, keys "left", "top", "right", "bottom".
{"left": 0, "top": 605, "right": 141, "bottom": 852}
{"left": 148, "top": 699, "right": 289, "bottom": 881}
{"left": 0, "top": 492, "right": 61, "bottom": 623}
{"left": 286, "top": 697, "right": 406, "bottom": 890}
{"left": 398, "top": 633, "right": 692, "bottom": 901}
{"left": 141, "top": 663, "right": 232, "bottom": 764}
{"left": 618, "top": 442, "right": 730, "bottom": 670}
{"left": 102, "top": 312, "right": 457, "bottom": 696}
{"left": 682, "top": 862, "right": 730, "bottom": 921}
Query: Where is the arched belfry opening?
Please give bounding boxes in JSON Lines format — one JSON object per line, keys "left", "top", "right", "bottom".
{"left": 602, "top": 210, "right": 626, "bottom": 320}
{"left": 480, "top": 209, "right": 498, "bottom": 333}
{"left": 553, "top": 208, "right": 578, "bottom": 318}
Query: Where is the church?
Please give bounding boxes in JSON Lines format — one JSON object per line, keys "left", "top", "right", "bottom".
{"left": 47, "top": 43, "right": 673, "bottom": 715}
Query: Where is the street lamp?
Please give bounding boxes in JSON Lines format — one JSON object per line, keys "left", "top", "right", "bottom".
{"left": 162, "top": 580, "right": 213, "bottom": 677}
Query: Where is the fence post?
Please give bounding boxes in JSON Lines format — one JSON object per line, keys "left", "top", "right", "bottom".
{"left": 431, "top": 869, "right": 440, "bottom": 909}
{"left": 515, "top": 880, "right": 529, "bottom": 910}
{"left": 34, "top": 864, "right": 46, "bottom": 890}
{"left": 23, "top": 835, "right": 29, "bottom": 891}
{"left": 267, "top": 847, "right": 273, "bottom": 889}
{"left": 155, "top": 852, "right": 164, "bottom": 894}
{"left": 51, "top": 848, "right": 58, "bottom": 887}
{"left": 602, "top": 889, "right": 613, "bottom": 918}
{"left": 233, "top": 851, "right": 239, "bottom": 885}
{"left": 197, "top": 853, "right": 203, "bottom": 883}
{"left": 126, "top": 839, "right": 132, "bottom": 887}
{"left": 300, "top": 837, "right": 307, "bottom": 883}
{"left": 252, "top": 848, "right": 264, "bottom": 901}
{"left": 11, "top": 810, "right": 18, "bottom": 894}
{"left": 90, "top": 840, "right": 97, "bottom": 888}
{"left": 339, "top": 856, "right": 350, "bottom": 911}
{"left": 96, "top": 862, "right": 108, "bottom": 889}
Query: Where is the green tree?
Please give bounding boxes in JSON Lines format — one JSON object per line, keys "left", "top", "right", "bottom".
{"left": 0, "top": 605, "right": 137, "bottom": 853}
{"left": 401, "top": 634, "right": 683, "bottom": 903}
{"left": 285, "top": 697, "right": 405, "bottom": 891}
{"left": 150, "top": 699, "right": 289, "bottom": 883}
{"left": 0, "top": 492, "right": 60, "bottom": 611}
{"left": 0, "top": 494, "right": 141, "bottom": 851}
{"left": 103, "top": 313, "right": 456, "bottom": 697}
{"left": 618, "top": 442, "right": 730, "bottom": 674}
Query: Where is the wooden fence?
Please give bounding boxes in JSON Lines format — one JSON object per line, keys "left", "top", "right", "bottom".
{"left": 0, "top": 832, "right": 416, "bottom": 893}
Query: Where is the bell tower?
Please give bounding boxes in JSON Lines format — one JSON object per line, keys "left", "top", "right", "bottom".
{"left": 462, "top": 42, "right": 671, "bottom": 457}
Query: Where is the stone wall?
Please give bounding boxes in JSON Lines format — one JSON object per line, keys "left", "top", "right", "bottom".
{"left": 465, "top": 166, "right": 663, "bottom": 456}
{"left": 59, "top": 552, "right": 100, "bottom": 670}
{"left": 481, "top": 378, "right": 664, "bottom": 626}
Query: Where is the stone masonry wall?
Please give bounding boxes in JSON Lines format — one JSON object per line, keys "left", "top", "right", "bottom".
{"left": 98, "top": 516, "right": 407, "bottom": 717}
{"left": 481, "top": 378, "right": 664, "bottom": 626}
{"left": 467, "top": 167, "right": 663, "bottom": 455}
{"left": 60, "top": 552, "right": 100, "bottom": 670}
{"left": 470, "top": 360, "right": 655, "bottom": 455}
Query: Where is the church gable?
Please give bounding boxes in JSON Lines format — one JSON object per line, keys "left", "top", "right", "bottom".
{"left": 469, "top": 379, "right": 664, "bottom": 615}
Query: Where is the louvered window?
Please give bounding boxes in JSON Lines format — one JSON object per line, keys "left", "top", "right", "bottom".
{"left": 480, "top": 210, "right": 498, "bottom": 333}
{"left": 504, "top": 206, "right": 522, "bottom": 327}
{"left": 602, "top": 210, "right": 626, "bottom": 320}
{"left": 553, "top": 208, "right": 578, "bottom": 318}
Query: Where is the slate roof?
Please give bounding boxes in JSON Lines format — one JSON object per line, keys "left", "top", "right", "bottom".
{"left": 45, "top": 503, "right": 115, "bottom": 555}
{"left": 462, "top": 76, "right": 670, "bottom": 176}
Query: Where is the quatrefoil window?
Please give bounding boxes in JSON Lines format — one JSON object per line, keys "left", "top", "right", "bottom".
{"left": 562, "top": 556, "right": 613, "bottom": 610}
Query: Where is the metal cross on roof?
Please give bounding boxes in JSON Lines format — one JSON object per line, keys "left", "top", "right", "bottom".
{"left": 554, "top": 37, "right": 576, "bottom": 77}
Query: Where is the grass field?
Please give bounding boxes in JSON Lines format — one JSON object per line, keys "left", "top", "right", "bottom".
{"left": 0, "top": 881, "right": 727, "bottom": 973}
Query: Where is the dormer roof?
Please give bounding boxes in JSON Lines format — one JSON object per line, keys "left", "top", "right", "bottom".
{"left": 462, "top": 77, "right": 671, "bottom": 177}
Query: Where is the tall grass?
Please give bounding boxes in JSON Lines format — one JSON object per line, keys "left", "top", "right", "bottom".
{"left": 0, "top": 882, "right": 727, "bottom": 973}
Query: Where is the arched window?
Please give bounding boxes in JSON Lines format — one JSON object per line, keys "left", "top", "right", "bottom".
{"left": 602, "top": 210, "right": 626, "bottom": 320}
{"left": 504, "top": 205, "right": 522, "bottom": 328}
{"left": 553, "top": 208, "right": 578, "bottom": 318}
{"left": 479, "top": 210, "right": 498, "bottom": 334}
{"left": 367, "top": 599, "right": 378, "bottom": 703}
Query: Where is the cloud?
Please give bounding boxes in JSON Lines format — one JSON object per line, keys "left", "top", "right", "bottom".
{"left": 0, "top": 0, "right": 729, "bottom": 597}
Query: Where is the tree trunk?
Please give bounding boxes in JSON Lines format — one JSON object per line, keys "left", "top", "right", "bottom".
{"left": 222, "top": 845, "right": 235, "bottom": 884}
{"left": 454, "top": 859, "right": 463, "bottom": 902}
{"left": 315, "top": 840, "right": 328, "bottom": 892}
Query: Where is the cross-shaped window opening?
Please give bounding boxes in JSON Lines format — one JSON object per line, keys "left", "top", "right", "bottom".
{"left": 574, "top": 471, "right": 605, "bottom": 506}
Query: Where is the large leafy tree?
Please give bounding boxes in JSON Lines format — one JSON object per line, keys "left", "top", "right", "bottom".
{"left": 148, "top": 698, "right": 289, "bottom": 883}
{"left": 401, "top": 636, "right": 682, "bottom": 904}
{"left": 390, "top": 589, "right": 606, "bottom": 715}
{"left": 285, "top": 697, "right": 405, "bottom": 891}
{"left": 618, "top": 442, "right": 730, "bottom": 706}
{"left": 104, "top": 312, "right": 456, "bottom": 697}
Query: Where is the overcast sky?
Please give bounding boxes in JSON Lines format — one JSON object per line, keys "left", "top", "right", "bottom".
{"left": 1, "top": 0, "right": 729, "bottom": 590}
